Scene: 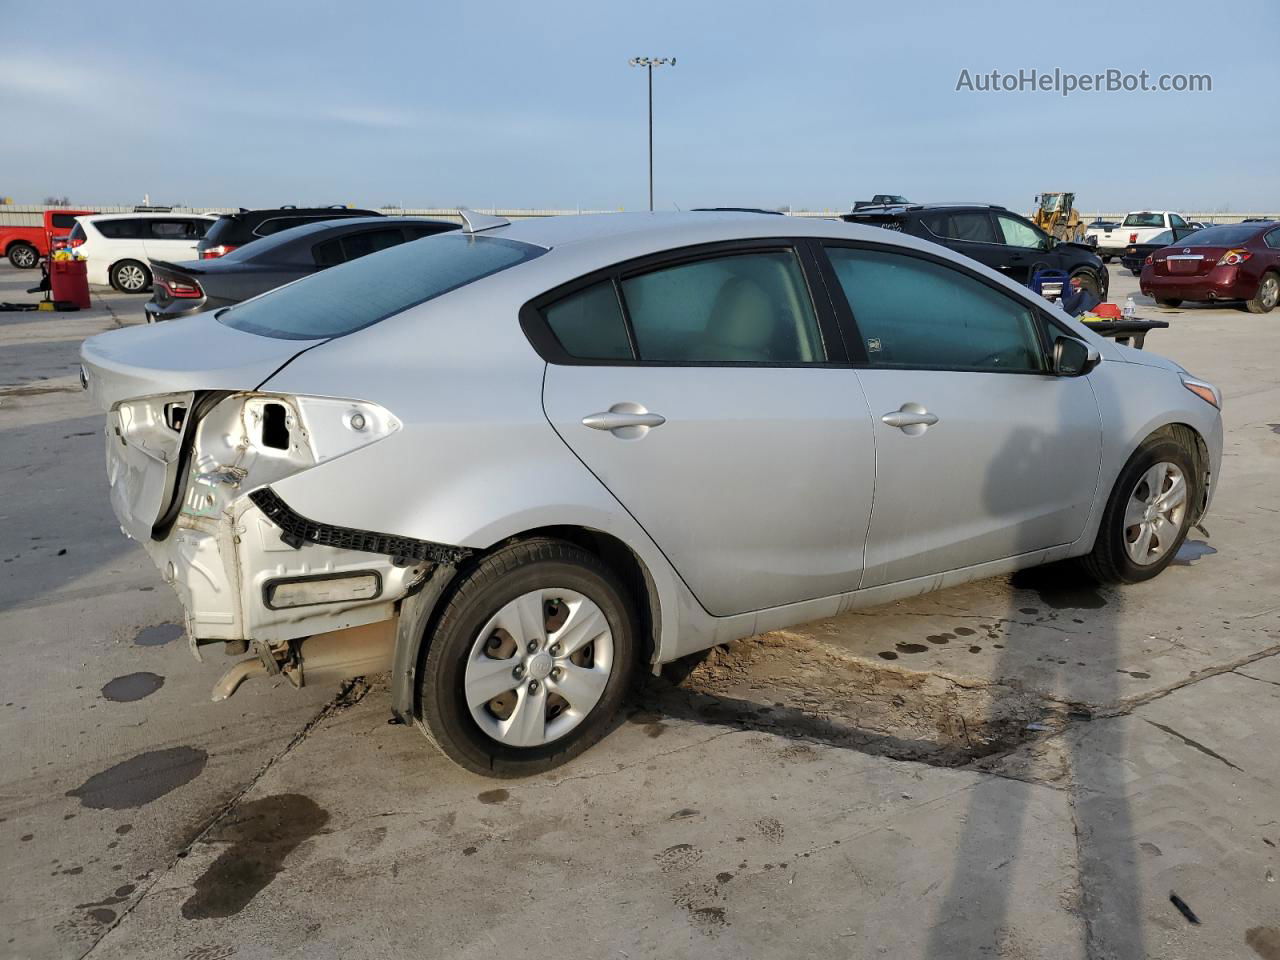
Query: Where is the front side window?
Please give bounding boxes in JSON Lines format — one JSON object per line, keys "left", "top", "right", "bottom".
{"left": 619, "top": 251, "right": 825, "bottom": 363}
{"left": 221, "top": 233, "right": 544, "bottom": 340}
{"left": 825, "top": 247, "right": 1046, "bottom": 373}
{"left": 996, "top": 215, "right": 1045, "bottom": 249}
{"left": 1170, "top": 213, "right": 1187, "bottom": 228}
{"left": 921, "top": 212, "right": 997, "bottom": 244}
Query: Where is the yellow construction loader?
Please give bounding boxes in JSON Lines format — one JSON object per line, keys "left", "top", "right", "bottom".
{"left": 1030, "top": 192, "right": 1087, "bottom": 243}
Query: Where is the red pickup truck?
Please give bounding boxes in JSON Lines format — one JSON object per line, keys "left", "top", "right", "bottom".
{"left": 1, "top": 209, "right": 97, "bottom": 268}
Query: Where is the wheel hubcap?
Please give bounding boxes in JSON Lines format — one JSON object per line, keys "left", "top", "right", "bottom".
{"left": 464, "top": 589, "right": 614, "bottom": 748}
{"left": 1262, "top": 277, "right": 1278, "bottom": 309}
{"left": 120, "top": 265, "right": 145, "bottom": 290}
{"left": 14, "top": 247, "right": 35, "bottom": 266}
{"left": 1123, "top": 461, "right": 1187, "bottom": 565}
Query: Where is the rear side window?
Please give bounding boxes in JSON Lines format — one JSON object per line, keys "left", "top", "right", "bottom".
{"left": 543, "top": 282, "right": 632, "bottom": 360}
{"left": 620, "top": 251, "right": 825, "bottom": 363}
{"left": 95, "top": 219, "right": 147, "bottom": 239}
{"left": 824, "top": 247, "right": 1045, "bottom": 373}
{"left": 921, "top": 212, "right": 997, "bottom": 244}
{"left": 68, "top": 223, "right": 86, "bottom": 245}
{"left": 1265, "top": 229, "right": 1280, "bottom": 250}
{"left": 148, "top": 219, "right": 206, "bottom": 239}
{"left": 340, "top": 228, "right": 404, "bottom": 260}
{"left": 220, "top": 233, "right": 544, "bottom": 340}
{"left": 256, "top": 217, "right": 315, "bottom": 236}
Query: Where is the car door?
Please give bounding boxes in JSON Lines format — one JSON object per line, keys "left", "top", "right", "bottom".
{"left": 142, "top": 218, "right": 208, "bottom": 262}
{"left": 538, "top": 242, "right": 877, "bottom": 617}
{"left": 820, "top": 243, "right": 1102, "bottom": 587}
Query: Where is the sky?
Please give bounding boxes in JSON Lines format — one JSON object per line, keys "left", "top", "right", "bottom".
{"left": 2, "top": 0, "right": 1277, "bottom": 213}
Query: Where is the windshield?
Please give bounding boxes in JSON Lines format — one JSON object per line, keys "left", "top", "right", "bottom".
{"left": 1122, "top": 212, "right": 1166, "bottom": 227}
{"left": 1176, "top": 224, "right": 1266, "bottom": 247}
{"left": 218, "top": 233, "right": 544, "bottom": 340}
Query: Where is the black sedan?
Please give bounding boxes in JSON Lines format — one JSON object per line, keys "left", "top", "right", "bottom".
{"left": 144, "top": 216, "right": 458, "bottom": 322}
{"left": 1119, "top": 225, "right": 1200, "bottom": 276}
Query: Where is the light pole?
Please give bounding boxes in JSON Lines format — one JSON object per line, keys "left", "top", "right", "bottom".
{"left": 628, "top": 57, "right": 675, "bottom": 211}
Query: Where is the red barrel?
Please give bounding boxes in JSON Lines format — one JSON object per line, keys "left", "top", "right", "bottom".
{"left": 50, "top": 258, "right": 91, "bottom": 310}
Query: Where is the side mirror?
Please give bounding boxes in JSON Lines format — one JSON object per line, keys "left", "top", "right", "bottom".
{"left": 1053, "top": 336, "right": 1100, "bottom": 377}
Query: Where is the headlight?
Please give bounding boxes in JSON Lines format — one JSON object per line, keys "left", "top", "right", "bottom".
{"left": 1180, "top": 374, "right": 1222, "bottom": 409}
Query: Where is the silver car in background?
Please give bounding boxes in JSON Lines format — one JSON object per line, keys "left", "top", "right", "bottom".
{"left": 80, "top": 211, "right": 1223, "bottom": 777}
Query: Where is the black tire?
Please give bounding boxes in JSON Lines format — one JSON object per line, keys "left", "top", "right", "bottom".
{"left": 418, "top": 538, "right": 639, "bottom": 777}
{"left": 1101, "top": 255, "right": 1113, "bottom": 263}
{"left": 1155, "top": 298, "right": 1183, "bottom": 308}
{"left": 1079, "top": 435, "right": 1197, "bottom": 584}
{"left": 1245, "top": 271, "right": 1278, "bottom": 314}
{"left": 7, "top": 242, "right": 38, "bottom": 269}
{"left": 1130, "top": 268, "right": 1141, "bottom": 277}
{"left": 110, "top": 259, "right": 151, "bottom": 293}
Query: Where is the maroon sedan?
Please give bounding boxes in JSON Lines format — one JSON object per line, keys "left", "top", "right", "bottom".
{"left": 1141, "top": 220, "right": 1280, "bottom": 313}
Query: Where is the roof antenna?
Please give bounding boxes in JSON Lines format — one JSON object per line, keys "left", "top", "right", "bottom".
{"left": 458, "top": 208, "right": 511, "bottom": 234}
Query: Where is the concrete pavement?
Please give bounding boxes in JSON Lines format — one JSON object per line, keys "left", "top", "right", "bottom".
{"left": 1, "top": 262, "right": 1277, "bottom": 960}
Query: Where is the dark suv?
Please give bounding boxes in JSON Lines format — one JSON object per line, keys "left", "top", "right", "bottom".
{"left": 197, "top": 205, "right": 383, "bottom": 259}
{"left": 843, "top": 203, "right": 1109, "bottom": 299}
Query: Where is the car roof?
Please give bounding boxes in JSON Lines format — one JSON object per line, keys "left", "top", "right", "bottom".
{"left": 81, "top": 212, "right": 218, "bottom": 222}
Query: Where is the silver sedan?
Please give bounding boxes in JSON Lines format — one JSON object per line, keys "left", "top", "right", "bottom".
{"left": 81, "top": 211, "right": 1223, "bottom": 776}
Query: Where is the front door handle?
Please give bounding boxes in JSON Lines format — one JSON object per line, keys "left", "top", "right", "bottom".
{"left": 582, "top": 403, "right": 666, "bottom": 438}
{"left": 882, "top": 404, "right": 939, "bottom": 435}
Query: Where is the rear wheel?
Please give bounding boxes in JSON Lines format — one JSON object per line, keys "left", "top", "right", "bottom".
{"left": 7, "top": 243, "right": 38, "bottom": 269}
{"left": 1155, "top": 298, "right": 1183, "bottom": 308}
{"left": 110, "top": 260, "right": 151, "bottom": 293}
{"left": 1101, "top": 255, "right": 1113, "bottom": 263}
{"left": 418, "top": 538, "right": 639, "bottom": 777}
{"left": 1080, "top": 436, "right": 1196, "bottom": 584}
{"left": 1246, "top": 271, "right": 1278, "bottom": 314}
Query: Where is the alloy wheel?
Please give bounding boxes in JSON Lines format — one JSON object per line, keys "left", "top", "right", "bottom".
{"left": 11, "top": 245, "right": 37, "bottom": 268}
{"left": 117, "top": 264, "right": 147, "bottom": 291}
{"left": 464, "top": 588, "right": 614, "bottom": 748}
{"left": 1261, "top": 275, "right": 1279, "bottom": 310}
{"left": 1122, "top": 461, "right": 1187, "bottom": 565}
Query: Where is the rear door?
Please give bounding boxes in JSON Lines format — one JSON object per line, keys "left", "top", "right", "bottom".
{"left": 142, "top": 218, "right": 209, "bottom": 262}
{"left": 820, "top": 242, "right": 1101, "bottom": 587}
{"left": 538, "top": 241, "right": 877, "bottom": 617}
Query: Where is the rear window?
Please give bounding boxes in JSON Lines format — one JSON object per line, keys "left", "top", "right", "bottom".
{"left": 1178, "top": 224, "right": 1266, "bottom": 246}
{"left": 218, "top": 233, "right": 544, "bottom": 340}
{"left": 203, "top": 216, "right": 241, "bottom": 245}
{"left": 1122, "top": 212, "right": 1166, "bottom": 228}
{"left": 50, "top": 213, "right": 78, "bottom": 228}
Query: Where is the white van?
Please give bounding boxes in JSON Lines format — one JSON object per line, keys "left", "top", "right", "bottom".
{"left": 69, "top": 214, "right": 218, "bottom": 292}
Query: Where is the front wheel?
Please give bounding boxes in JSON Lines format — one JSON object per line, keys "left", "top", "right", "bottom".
{"left": 8, "top": 243, "right": 38, "bottom": 269}
{"left": 110, "top": 260, "right": 151, "bottom": 293}
{"left": 1246, "top": 271, "right": 1278, "bottom": 314}
{"left": 418, "top": 539, "right": 639, "bottom": 777}
{"left": 1155, "top": 298, "right": 1183, "bottom": 308}
{"left": 1079, "top": 436, "right": 1197, "bottom": 584}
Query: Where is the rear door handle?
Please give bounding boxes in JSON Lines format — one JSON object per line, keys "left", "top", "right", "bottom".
{"left": 582, "top": 403, "right": 666, "bottom": 437}
{"left": 881, "top": 405, "right": 939, "bottom": 434}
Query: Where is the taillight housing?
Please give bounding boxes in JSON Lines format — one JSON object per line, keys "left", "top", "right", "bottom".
{"left": 1129, "top": 233, "right": 1138, "bottom": 243}
{"left": 200, "top": 244, "right": 237, "bottom": 259}
{"left": 1216, "top": 248, "right": 1251, "bottom": 267}
{"left": 1144, "top": 255, "right": 1153, "bottom": 265}
{"left": 156, "top": 276, "right": 204, "bottom": 299}
{"left": 71, "top": 235, "right": 85, "bottom": 247}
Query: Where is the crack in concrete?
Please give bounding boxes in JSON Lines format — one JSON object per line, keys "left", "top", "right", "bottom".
{"left": 1142, "top": 719, "right": 1244, "bottom": 772}
{"left": 74, "top": 678, "right": 371, "bottom": 960}
{"left": 1234, "top": 669, "right": 1280, "bottom": 689}
{"left": 547, "top": 727, "right": 740, "bottom": 787}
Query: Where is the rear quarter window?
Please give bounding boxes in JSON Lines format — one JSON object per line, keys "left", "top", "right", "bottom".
{"left": 219, "top": 233, "right": 544, "bottom": 340}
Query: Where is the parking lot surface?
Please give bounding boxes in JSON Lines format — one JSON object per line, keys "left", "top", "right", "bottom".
{"left": 1, "top": 262, "right": 1277, "bottom": 959}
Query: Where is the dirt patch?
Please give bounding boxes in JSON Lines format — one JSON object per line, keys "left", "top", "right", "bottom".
{"left": 646, "top": 633, "right": 1071, "bottom": 766}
